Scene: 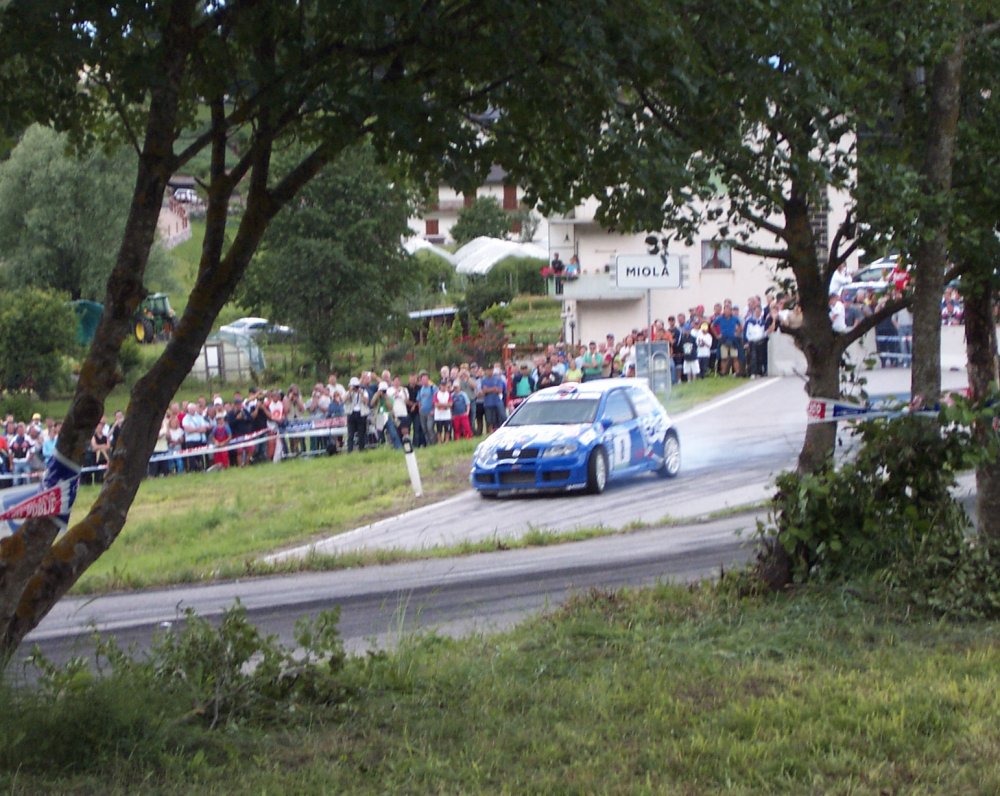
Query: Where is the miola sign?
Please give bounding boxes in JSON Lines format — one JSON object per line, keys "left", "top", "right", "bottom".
{"left": 614, "top": 254, "right": 682, "bottom": 289}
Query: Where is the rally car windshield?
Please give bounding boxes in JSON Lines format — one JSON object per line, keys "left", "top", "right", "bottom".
{"left": 506, "top": 398, "right": 599, "bottom": 426}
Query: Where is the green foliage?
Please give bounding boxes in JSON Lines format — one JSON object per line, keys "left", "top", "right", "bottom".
{"left": 238, "top": 142, "right": 416, "bottom": 372}
{"left": 0, "top": 603, "right": 348, "bottom": 776}
{"left": 149, "top": 602, "right": 348, "bottom": 729}
{"left": 403, "top": 249, "right": 458, "bottom": 311}
{"left": 117, "top": 336, "right": 143, "bottom": 387}
{"left": 0, "top": 125, "right": 174, "bottom": 301}
{"left": 0, "top": 392, "right": 34, "bottom": 423}
{"left": 449, "top": 196, "right": 511, "bottom": 245}
{"left": 8, "top": 585, "right": 1000, "bottom": 792}
{"left": 461, "top": 275, "right": 513, "bottom": 324}
{"left": 759, "top": 406, "right": 1000, "bottom": 617}
{"left": 489, "top": 255, "right": 546, "bottom": 296}
{"left": 460, "top": 257, "right": 546, "bottom": 328}
{"left": 0, "top": 286, "right": 76, "bottom": 398}
{"left": 480, "top": 302, "right": 512, "bottom": 327}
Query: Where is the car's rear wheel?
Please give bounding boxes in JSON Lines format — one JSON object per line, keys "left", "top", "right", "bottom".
{"left": 586, "top": 448, "right": 608, "bottom": 494}
{"left": 658, "top": 431, "right": 681, "bottom": 478}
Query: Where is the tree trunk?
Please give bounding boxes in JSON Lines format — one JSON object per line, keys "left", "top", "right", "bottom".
{"left": 0, "top": 3, "right": 196, "bottom": 662}
{"left": 910, "top": 40, "right": 963, "bottom": 406}
{"left": 964, "top": 278, "right": 1000, "bottom": 542}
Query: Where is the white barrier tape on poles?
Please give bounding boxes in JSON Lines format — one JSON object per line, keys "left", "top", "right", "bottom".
{"left": 1, "top": 450, "right": 81, "bottom": 535}
{"left": 807, "top": 397, "right": 940, "bottom": 424}
{"left": 0, "top": 419, "right": 351, "bottom": 490}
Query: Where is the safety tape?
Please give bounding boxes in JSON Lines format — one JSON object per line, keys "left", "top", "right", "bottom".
{"left": 0, "top": 420, "right": 350, "bottom": 488}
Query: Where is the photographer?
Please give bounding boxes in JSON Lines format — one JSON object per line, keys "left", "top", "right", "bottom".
{"left": 284, "top": 383, "right": 306, "bottom": 455}
{"left": 370, "top": 380, "right": 402, "bottom": 449}
{"left": 345, "top": 376, "right": 370, "bottom": 452}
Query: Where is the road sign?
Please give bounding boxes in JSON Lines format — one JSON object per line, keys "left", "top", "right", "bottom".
{"left": 615, "top": 254, "right": 682, "bottom": 289}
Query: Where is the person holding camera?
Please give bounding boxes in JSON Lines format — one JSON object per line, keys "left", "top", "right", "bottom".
{"left": 370, "top": 380, "right": 402, "bottom": 449}
{"left": 346, "top": 376, "right": 370, "bottom": 452}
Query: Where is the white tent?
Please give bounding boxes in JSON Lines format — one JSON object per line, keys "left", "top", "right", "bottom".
{"left": 403, "top": 237, "right": 458, "bottom": 264}
{"left": 452, "top": 236, "right": 548, "bottom": 275}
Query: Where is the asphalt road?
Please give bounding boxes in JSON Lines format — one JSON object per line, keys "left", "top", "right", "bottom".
{"left": 17, "top": 366, "right": 970, "bottom": 676}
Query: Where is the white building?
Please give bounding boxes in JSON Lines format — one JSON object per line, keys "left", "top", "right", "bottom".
{"left": 411, "top": 169, "right": 860, "bottom": 345}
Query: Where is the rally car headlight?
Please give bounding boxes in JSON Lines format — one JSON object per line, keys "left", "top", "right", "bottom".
{"left": 541, "top": 442, "right": 579, "bottom": 458}
{"left": 474, "top": 444, "right": 497, "bottom": 466}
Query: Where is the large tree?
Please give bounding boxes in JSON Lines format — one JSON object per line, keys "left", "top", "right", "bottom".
{"left": 492, "top": 0, "right": 913, "bottom": 475}
{"left": 449, "top": 196, "right": 511, "bottom": 245}
{"left": 238, "top": 142, "right": 416, "bottom": 371}
{"left": 0, "top": 287, "right": 77, "bottom": 398}
{"left": 0, "top": 0, "right": 574, "bottom": 661}
{"left": 0, "top": 125, "right": 173, "bottom": 300}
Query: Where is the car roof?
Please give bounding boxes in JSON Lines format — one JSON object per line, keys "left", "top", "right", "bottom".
{"left": 531, "top": 378, "right": 650, "bottom": 400}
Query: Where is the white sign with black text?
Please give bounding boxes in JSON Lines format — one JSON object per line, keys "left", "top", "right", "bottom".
{"left": 615, "top": 254, "right": 682, "bottom": 290}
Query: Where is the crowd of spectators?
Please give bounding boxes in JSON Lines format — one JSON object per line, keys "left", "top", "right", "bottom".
{"left": 0, "top": 413, "right": 61, "bottom": 487}
{"left": 0, "top": 275, "right": 971, "bottom": 488}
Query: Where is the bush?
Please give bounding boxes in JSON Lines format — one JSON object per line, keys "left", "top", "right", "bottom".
{"left": 0, "top": 602, "right": 350, "bottom": 776}
{"left": 756, "top": 406, "right": 1000, "bottom": 617}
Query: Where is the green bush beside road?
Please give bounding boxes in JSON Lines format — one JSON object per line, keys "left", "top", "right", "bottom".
{"left": 2, "top": 583, "right": 998, "bottom": 793}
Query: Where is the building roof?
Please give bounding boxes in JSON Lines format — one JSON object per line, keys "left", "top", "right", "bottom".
{"left": 453, "top": 236, "right": 547, "bottom": 275}
{"left": 403, "top": 237, "right": 457, "bottom": 264}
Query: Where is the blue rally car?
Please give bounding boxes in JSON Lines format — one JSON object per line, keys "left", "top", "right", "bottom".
{"left": 470, "top": 378, "right": 680, "bottom": 497}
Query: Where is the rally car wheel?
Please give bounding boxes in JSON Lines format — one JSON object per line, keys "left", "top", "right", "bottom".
{"left": 658, "top": 431, "right": 681, "bottom": 479}
{"left": 586, "top": 448, "right": 608, "bottom": 494}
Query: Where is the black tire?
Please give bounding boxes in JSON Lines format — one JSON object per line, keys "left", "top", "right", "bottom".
{"left": 586, "top": 447, "right": 608, "bottom": 494}
{"left": 142, "top": 318, "right": 154, "bottom": 343}
{"left": 134, "top": 319, "right": 147, "bottom": 343}
{"left": 658, "top": 430, "right": 681, "bottom": 478}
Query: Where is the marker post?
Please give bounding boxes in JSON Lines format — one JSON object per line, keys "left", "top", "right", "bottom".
{"left": 401, "top": 436, "right": 423, "bottom": 497}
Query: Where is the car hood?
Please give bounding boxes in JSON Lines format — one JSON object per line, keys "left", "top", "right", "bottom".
{"left": 479, "top": 423, "right": 596, "bottom": 454}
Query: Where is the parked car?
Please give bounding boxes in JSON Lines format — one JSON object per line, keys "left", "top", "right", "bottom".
{"left": 219, "top": 316, "right": 294, "bottom": 339}
{"left": 173, "top": 188, "right": 199, "bottom": 203}
{"left": 841, "top": 257, "right": 899, "bottom": 302}
{"left": 470, "top": 378, "right": 680, "bottom": 497}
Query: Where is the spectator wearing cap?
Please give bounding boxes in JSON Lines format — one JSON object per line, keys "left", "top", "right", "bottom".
{"left": 696, "top": 322, "right": 713, "bottom": 377}
{"left": 512, "top": 363, "right": 533, "bottom": 407}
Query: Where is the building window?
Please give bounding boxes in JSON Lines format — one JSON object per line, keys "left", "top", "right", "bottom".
{"left": 502, "top": 184, "right": 518, "bottom": 210}
{"left": 425, "top": 219, "right": 439, "bottom": 237}
{"left": 701, "top": 241, "right": 733, "bottom": 270}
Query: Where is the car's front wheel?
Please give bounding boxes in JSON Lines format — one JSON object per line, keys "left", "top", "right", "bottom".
{"left": 658, "top": 431, "right": 681, "bottom": 478}
{"left": 586, "top": 448, "right": 608, "bottom": 494}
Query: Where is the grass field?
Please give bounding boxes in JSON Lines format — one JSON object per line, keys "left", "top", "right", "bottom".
{"left": 3, "top": 583, "right": 998, "bottom": 793}
{"left": 63, "top": 377, "right": 745, "bottom": 593}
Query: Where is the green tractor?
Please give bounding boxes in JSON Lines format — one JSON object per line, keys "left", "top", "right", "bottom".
{"left": 133, "top": 293, "right": 177, "bottom": 343}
